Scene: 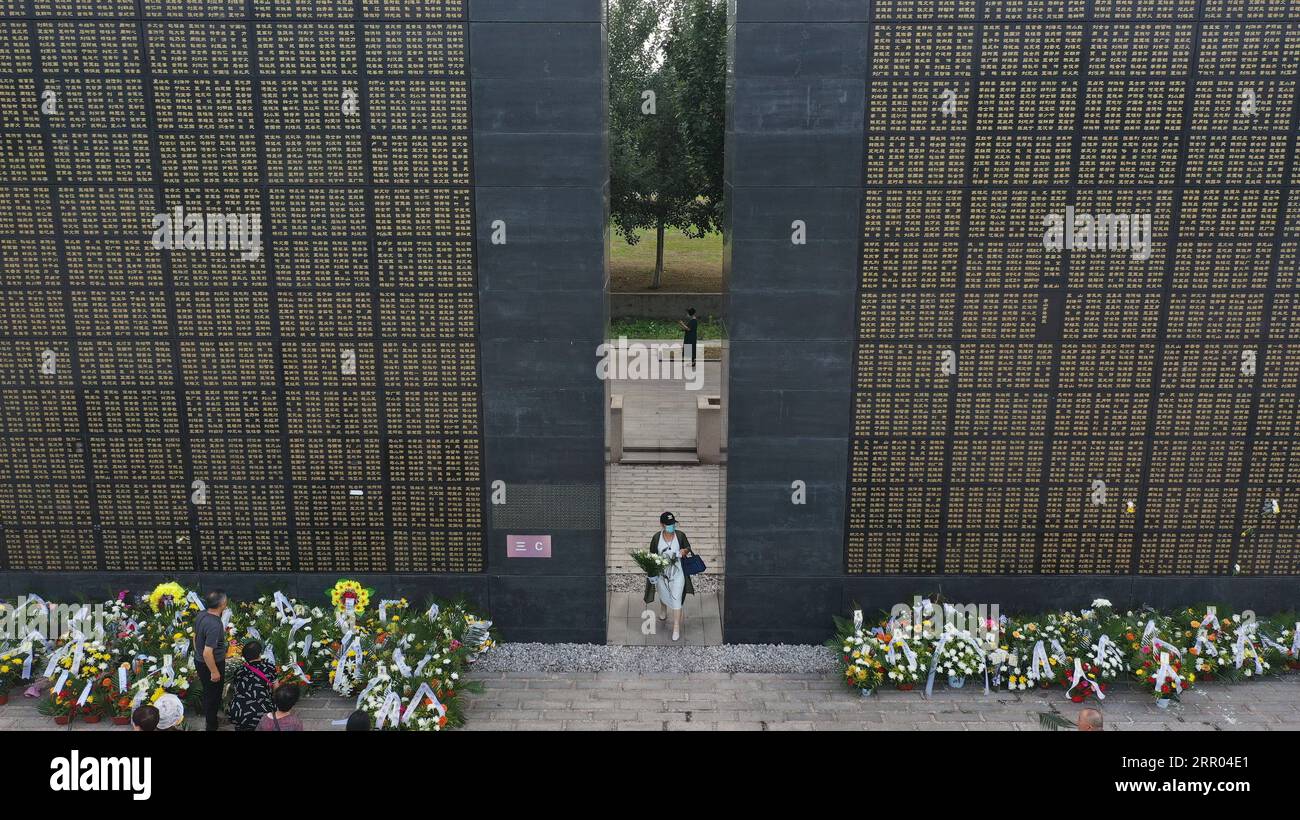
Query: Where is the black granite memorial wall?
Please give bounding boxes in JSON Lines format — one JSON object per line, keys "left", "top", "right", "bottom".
{"left": 0, "top": 0, "right": 608, "bottom": 643}
{"left": 724, "top": 0, "right": 1300, "bottom": 644}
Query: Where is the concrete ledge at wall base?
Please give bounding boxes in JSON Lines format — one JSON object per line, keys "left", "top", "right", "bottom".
{"left": 610, "top": 292, "right": 724, "bottom": 320}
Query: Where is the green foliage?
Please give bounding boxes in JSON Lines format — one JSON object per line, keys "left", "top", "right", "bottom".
{"left": 609, "top": 316, "right": 725, "bottom": 340}
{"left": 1038, "top": 712, "right": 1077, "bottom": 731}
{"left": 610, "top": 0, "right": 726, "bottom": 288}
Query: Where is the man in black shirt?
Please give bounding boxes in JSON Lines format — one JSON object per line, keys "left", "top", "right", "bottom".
{"left": 193, "top": 589, "right": 229, "bottom": 731}
{"left": 678, "top": 307, "right": 699, "bottom": 368}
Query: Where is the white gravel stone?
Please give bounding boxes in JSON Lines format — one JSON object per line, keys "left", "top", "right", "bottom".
{"left": 474, "top": 642, "right": 838, "bottom": 674}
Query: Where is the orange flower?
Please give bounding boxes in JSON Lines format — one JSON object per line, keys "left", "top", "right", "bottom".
{"left": 438, "top": 715, "right": 447, "bottom": 727}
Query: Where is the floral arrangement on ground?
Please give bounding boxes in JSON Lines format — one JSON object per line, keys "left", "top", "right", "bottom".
{"left": 831, "top": 597, "right": 1300, "bottom": 706}
{"left": 0, "top": 580, "right": 496, "bottom": 730}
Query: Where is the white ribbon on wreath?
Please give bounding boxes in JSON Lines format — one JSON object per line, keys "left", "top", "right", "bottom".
{"left": 1028, "top": 640, "right": 1054, "bottom": 684}
{"left": 286, "top": 617, "right": 310, "bottom": 651}
{"left": 378, "top": 599, "right": 403, "bottom": 623}
{"left": 1142, "top": 619, "right": 1182, "bottom": 658}
{"left": 1194, "top": 628, "right": 1219, "bottom": 658}
{"left": 1093, "top": 634, "right": 1118, "bottom": 667}
{"left": 402, "top": 681, "right": 446, "bottom": 724}
{"left": 272, "top": 591, "right": 294, "bottom": 618}
{"left": 1232, "top": 623, "right": 1263, "bottom": 675}
{"left": 1201, "top": 608, "right": 1220, "bottom": 632}
{"left": 19, "top": 629, "right": 45, "bottom": 679}
{"left": 374, "top": 689, "right": 403, "bottom": 730}
{"left": 1152, "top": 652, "right": 1184, "bottom": 697}
{"left": 925, "top": 628, "right": 989, "bottom": 697}
{"left": 1065, "top": 657, "right": 1105, "bottom": 701}
{"left": 76, "top": 679, "right": 94, "bottom": 707}
{"left": 392, "top": 647, "right": 412, "bottom": 677}
{"left": 427, "top": 602, "right": 441, "bottom": 621}
{"left": 352, "top": 674, "right": 385, "bottom": 711}
{"left": 885, "top": 633, "right": 918, "bottom": 670}
{"left": 43, "top": 636, "right": 84, "bottom": 680}
{"left": 332, "top": 633, "right": 361, "bottom": 692}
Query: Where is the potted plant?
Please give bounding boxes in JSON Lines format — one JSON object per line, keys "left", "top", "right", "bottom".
{"left": 0, "top": 649, "right": 25, "bottom": 705}
{"left": 37, "top": 687, "right": 77, "bottom": 725}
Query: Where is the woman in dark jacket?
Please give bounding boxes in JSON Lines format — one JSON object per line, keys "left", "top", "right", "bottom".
{"left": 650, "top": 511, "right": 697, "bottom": 641}
{"left": 226, "top": 640, "right": 276, "bottom": 731}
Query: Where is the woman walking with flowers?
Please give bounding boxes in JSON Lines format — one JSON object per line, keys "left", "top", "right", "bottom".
{"left": 649, "top": 512, "right": 694, "bottom": 642}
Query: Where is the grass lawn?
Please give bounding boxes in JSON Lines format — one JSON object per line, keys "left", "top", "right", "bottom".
{"left": 609, "top": 226, "right": 723, "bottom": 293}
{"left": 610, "top": 316, "right": 726, "bottom": 340}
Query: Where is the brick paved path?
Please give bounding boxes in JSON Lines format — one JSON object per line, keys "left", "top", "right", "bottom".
{"left": 6, "top": 672, "right": 1298, "bottom": 731}
{"left": 456, "top": 672, "right": 1300, "bottom": 731}
{"left": 606, "top": 463, "right": 724, "bottom": 575}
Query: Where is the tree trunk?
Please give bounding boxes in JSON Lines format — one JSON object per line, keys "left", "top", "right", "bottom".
{"left": 651, "top": 216, "right": 666, "bottom": 290}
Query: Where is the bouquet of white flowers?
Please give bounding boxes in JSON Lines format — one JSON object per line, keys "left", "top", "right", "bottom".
{"left": 630, "top": 548, "right": 670, "bottom": 603}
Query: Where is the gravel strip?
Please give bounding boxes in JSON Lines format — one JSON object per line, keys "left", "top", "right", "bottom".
{"left": 473, "top": 642, "right": 838, "bottom": 674}
{"left": 607, "top": 572, "right": 721, "bottom": 594}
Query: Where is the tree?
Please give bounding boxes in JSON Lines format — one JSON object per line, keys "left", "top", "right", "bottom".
{"left": 609, "top": 0, "right": 726, "bottom": 289}
{"left": 664, "top": 0, "right": 726, "bottom": 233}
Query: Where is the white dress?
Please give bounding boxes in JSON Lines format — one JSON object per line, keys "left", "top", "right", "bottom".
{"left": 653, "top": 532, "right": 686, "bottom": 610}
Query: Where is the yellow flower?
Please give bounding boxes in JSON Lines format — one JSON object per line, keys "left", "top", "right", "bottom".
{"left": 1186, "top": 673, "right": 1196, "bottom": 683}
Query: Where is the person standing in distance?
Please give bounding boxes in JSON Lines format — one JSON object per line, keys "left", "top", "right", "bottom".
{"left": 678, "top": 307, "right": 699, "bottom": 368}
{"left": 193, "top": 589, "right": 229, "bottom": 731}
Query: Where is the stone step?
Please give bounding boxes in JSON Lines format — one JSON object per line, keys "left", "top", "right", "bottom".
{"left": 619, "top": 449, "right": 700, "bottom": 465}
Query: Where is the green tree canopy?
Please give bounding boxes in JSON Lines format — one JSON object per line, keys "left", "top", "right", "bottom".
{"left": 609, "top": 0, "right": 726, "bottom": 289}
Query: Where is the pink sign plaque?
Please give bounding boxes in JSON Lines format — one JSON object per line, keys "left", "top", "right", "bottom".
{"left": 507, "top": 534, "right": 552, "bottom": 558}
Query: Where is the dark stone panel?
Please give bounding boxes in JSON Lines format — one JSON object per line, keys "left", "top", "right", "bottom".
{"left": 473, "top": 132, "right": 607, "bottom": 188}
{"left": 478, "top": 292, "right": 605, "bottom": 342}
{"left": 732, "top": 23, "right": 869, "bottom": 78}
{"left": 483, "top": 388, "right": 605, "bottom": 437}
{"left": 469, "top": 0, "right": 605, "bottom": 23}
{"left": 728, "top": 131, "right": 866, "bottom": 188}
{"left": 727, "top": 291, "right": 855, "bottom": 340}
{"left": 480, "top": 339, "right": 599, "bottom": 388}
{"left": 474, "top": 187, "right": 606, "bottom": 245}
{"left": 727, "top": 481, "right": 846, "bottom": 540}
{"left": 484, "top": 434, "right": 605, "bottom": 483}
{"left": 488, "top": 574, "right": 606, "bottom": 639}
{"left": 725, "top": 527, "right": 845, "bottom": 576}
{"left": 472, "top": 78, "right": 605, "bottom": 133}
{"left": 476, "top": 244, "right": 606, "bottom": 292}
{"left": 726, "top": 387, "right": 852, "bottom": 438}
{"left": 485, "top": 530, "right": 604, "bottom": 574}
{"left": 730, "top": 78, "right": 866, "bottom": 132}
{"left": 729, "top": 185, "right": 862, "bottom": 241}
{"left": 728, "top": 240, "right": 860, "bottom": 294}
{"left": 723, "top": 576, "right": 844, "bottom": 644}
{"left": 732, "top": 0, "right": 872, "bottom": 23}
{"left": 727, "top": 339, "right": 853, "bottom": 390}
{"left": 470, "top": 23, "right": 605, "bottom": 79}
{"left": 725, "top": 435, "right": 850, "bottom": 482}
